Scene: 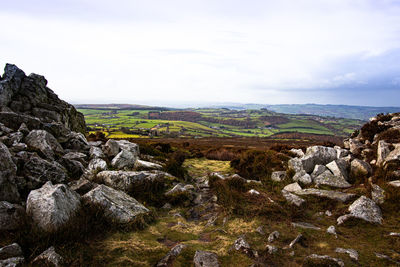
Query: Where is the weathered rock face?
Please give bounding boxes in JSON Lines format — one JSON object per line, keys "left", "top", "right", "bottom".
{"left": 25, "top": 130, "right": 64, "bottom": 160}
{"left": 0, "top": 142, "right": 20, "bottom": 202}
{"left": 0, "top": 64, "right": 85, "bottom": 134}
{"left": 82, "top": 185, "right": 150, "bottom": 224}
{"left": 26, "top": 182, "right": 81, "bottom": 232}
{"left": 111, "top": 150, "right": 137, "bottom": 170}
{"left": 313, "top": 170, "right": 351, "bottom": 188}
{"left": 337, "top": 196, "right": 383, "bottom": 225}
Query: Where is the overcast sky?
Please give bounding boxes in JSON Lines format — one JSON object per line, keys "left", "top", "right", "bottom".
{"left": 1, "top": 0, "right": 400, "bottom": 107}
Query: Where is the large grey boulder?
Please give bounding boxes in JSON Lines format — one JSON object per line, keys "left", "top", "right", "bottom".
{"left": 82, "top": 185, "right": 150, "bottom": 225}
{"left": 116, "top": 140, "right": 139, "bottom": 156}
{"left": 89, "top": 146, "right": 105, "bottom": 159}
{"left": 111, "top": 150, "right": 137, "bottom": 170}
{"left": 0, "top": 143, "right": 20, "bottom": 202}
{"left": 193, "top": 251, "right": 219, "bottom": 267}
{"left": 62, "top": 131, "right": 89, "bottom": 151}
{"left": 26, "top": 182, "right": 81, "bottom": 232}
{"left": 0, "top": 243, "right": 23, "bottom": 261}
{"left": 0, "top": 256, "right": 24, "bottom": 267}
{"left": 295, "top": 188, "right": 356, "bottom": 202}
{"left": 288, "top": 158, "right": 304, "bottom": 173}
{"left": 31, "top": 246, "right": 63, "bottom": 267}
{"left": 20, "top": 153, "right": 68, "bottom": 190}
{"left": 337, "top": 196, "right": 383, "bottom": 225}
{"left": 314, "top": 170, "right": 351, "bottom": 188}
{"left": 303, "top": 146, "right": 338, "bottom": 172}
{"left": 96, "top": 170, "right": 164, "bottom": 193}
{"left": 0, "top": 64, "right": 86, "bottom": 134}
{"left": 25, "top": 130, "right": 64, "bottom": 160}
{"left": 0, "top": 201, "right": 25, "bottom": 231}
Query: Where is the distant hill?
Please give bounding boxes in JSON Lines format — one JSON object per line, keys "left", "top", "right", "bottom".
{"left": 208, "top": 103, "right": 400, "bottom": 120}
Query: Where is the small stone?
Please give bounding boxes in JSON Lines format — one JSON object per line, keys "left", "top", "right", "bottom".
{"left": 388, "top": 180, "right": 400, "bottom": 187}
{"left": 325, "top": 210, "right": 332, "bottom": 217}
{"left": 282, "top": 190, "right": 306, "bottom": 207}
{"left": 157, "top": 244, "right": 187, "bottom": 267}
{"left": 247, "top": 189, "right": 260, "bottom": 195}
{"left": 288, "top": 234, "right": 303, "bottom": 249}
{"left": 291, "top": 222, "right": 321, "bottom": 230}
{"left": 335, "top": 247, "right": 359, "bottom": 261}
{"left": 327, "top": 225, "right": 337, "bottom": 238}
{"left": 268, "top": 231, "right": 280, "bottom": 243}
{"left": 371, "top": 184, "right": 385, "bottom": 204}
{"left": 389, "top": 232, "right": 400, "bottom": 237}
{"left": 32, "top": 246, "right": 63, "bottom": 267}
{"left": 271, "top": 171, "right": 287, "bottom": 182}
{"left": 256, "top": 226, "right": 265, "bottom": 235}
{"left": 304, "top": 254, "right": 344, "bottom": 267}
{"left": 266, "top": 245, "right": 278, "bottom": 254}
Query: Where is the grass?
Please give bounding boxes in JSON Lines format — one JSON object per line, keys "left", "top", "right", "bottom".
{"left": 183, "top": 158, "right": 234, "bottom": 177}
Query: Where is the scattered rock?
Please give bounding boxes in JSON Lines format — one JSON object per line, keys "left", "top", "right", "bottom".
{"left": 290, "top": 148, "right": 304, "bottom": 158}
{"left": 327, "top": 225, "right": 337, "bottom": 238}
{"left": 374, "top": 252, "right": 400, "bottom": 265}
{"left": 268, "top": 231, "right": 280, "bottom": 243}
{"left": 337, "top": 196, "right": 383, "bottom": 225}
{"left": 304, "top": 254, "right": 344, "bottom": 267}
{"left": 295, "top": 188, "right": 356, "bottom": 202}
{"left": 266, "top": 245, "right": 278, "bottom": 254}
{"left": 335, "top": 247, "right": 359, "bottom": 261}
{"left": 388, "top": 180, "right": 400, "bottom": 187}
{"left": 233, "top": 236, "right": 258, "bottom": 258}
{"left": 292, "top": 170, "right": 312, "bottom": 185}
{"left": 389, "top": 232, "right": 400, "bottom": 237}
{"left": 247, "top": 189, "right": 260, "bottom": 195}
{"left": 26, "top": 181, "right": 81, "bottom": 232}
{"left": 371, "top": 184, "right": 385, "bottom": 204}
{"left": 291, "top": 222, "right": 321, "bottom": 230}
{"left": 83, "top": 185, "right": 150, "bottom": 225}
{"left": 193, "top": 251, "right": 219, "bottom": 267}
{"left": 31, "top": 246, "right": 63, "bottom": 267}
{"left": 283, "top": 182, "right": 302, "bottom": 192}
{"left": 256, "top": 226, "right": 265, "bottom": 235}
{"left": 288, "top": 234, "right": 303, "bottom": 249}
{"left": 271, "top": 171, "right": 287, "bottom": 182}
{"left": 157, "top": 243, "right": 187, "bottom": 267}
{"left": 0, "top": 243, "right": 23, "bottom": 260}
{"left": 282, "top": 190, "right": 305, "bottom": 207}
{"left": 314, "top": 170, "right": 351, "bottom": 188}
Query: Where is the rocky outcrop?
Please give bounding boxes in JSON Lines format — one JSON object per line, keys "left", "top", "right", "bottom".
{"left": 0, "top": 64, "right": 85, "bottom": 134}
{"left": 26, "top": 182, "right": 81, "bottom": 232}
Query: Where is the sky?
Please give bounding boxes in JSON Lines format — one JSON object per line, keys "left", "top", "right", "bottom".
{"left": 1, "top": 0, "right": 400, "bottom": 107}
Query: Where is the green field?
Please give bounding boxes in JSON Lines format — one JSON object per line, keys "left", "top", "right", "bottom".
{"left": 78, "top": 107, "right": 364, "bottom": 139}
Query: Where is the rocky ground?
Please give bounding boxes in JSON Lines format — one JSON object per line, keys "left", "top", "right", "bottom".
{"left": 0, "top": 64, "right": 399, "bottom": 266}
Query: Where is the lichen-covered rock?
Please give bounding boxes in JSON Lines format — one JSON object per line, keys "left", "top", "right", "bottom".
{"left": 371, "top": 184, "right": 385, "bottom": 204}
{"left": 295, "top": 188, "right": 356, "bottom": 202}
{"left": 303, "top": 145, "right": 338, "bottom": 171}
{"left": 26, "top": 182, "right": 81, "bottom": 232}
{"left": 89, "top": 146, "right": 105, "bottom": 159}
{"left": 326, "top": 159, "right": 349, "bottom": 181}
{"left": 282, "top": 190, "right": 305, "bottom": 207}
{"left": 0, "top": 201, "right": 25, "bottom": 231}
{"left": 82, "top": 185, "right": 150, "bottom": 225}
{"left": 103, "top": 139, "right": 120, "bottom": 157}
{"left": 0, "top": 256, "right": 24, "bottom": 267}
{"left": 25, "top": 130, "right": 64, "bottom": 160}
{"left": 290, "top": 148, "right": 304, "bottom": 157}
{"left": 97, "top": 170, "right": 164, "bottom": 193}
{"left": 271, "top": 171, "right": 287, "bottom": 182}
{"left": 0, "top": 142, "right": 19, "bottom": 202}
{"left": 193, "top": 251, "right": 219, "bottom": 267}
{"left": 283, "top": 182, "right": 302, "bottom": 193}
{"left": 62, "top": 131, "right": 89, "bottom": 151}
{"left": 337, "top": 196, "right": 383, "bottom": 225}
{"left": 335, "top": 247, "right": 359, "bottom": 261}
{"left": 292, "top": 170, "right": 312, "bottom": 185}
{"left": 314, "top": 170, "right": 351, "bottom": 188}
{"left": 68, "top": 178, "right": 95, "bottom": 195}
{"left": 31, "top": 246, "right": 63, "bottom": 267}
{"left": 116, "top": 140, "right": 139, "bottom": 156}
{"left": 288, "top": 158, "right": 303, "bottom": 173}
{"left": 377, "top": 140, "right": 390, "bottom": 166}
{"left": 111, "top": 150, "right": 137, "bottom": 170}
{"left": 311, "top": 165, "right": 327, "bottom": 178}
{"left": 268, "top": 231, "right": 280, "bottom": 243}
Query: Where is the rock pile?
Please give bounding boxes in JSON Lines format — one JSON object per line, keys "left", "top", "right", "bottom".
{"left": 0, "top": 64, "right": 175, "bottom": 264}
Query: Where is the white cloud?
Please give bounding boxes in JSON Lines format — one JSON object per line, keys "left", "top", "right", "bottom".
{"left": 0, "top": 0, "right": 400, "bottom": 106}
